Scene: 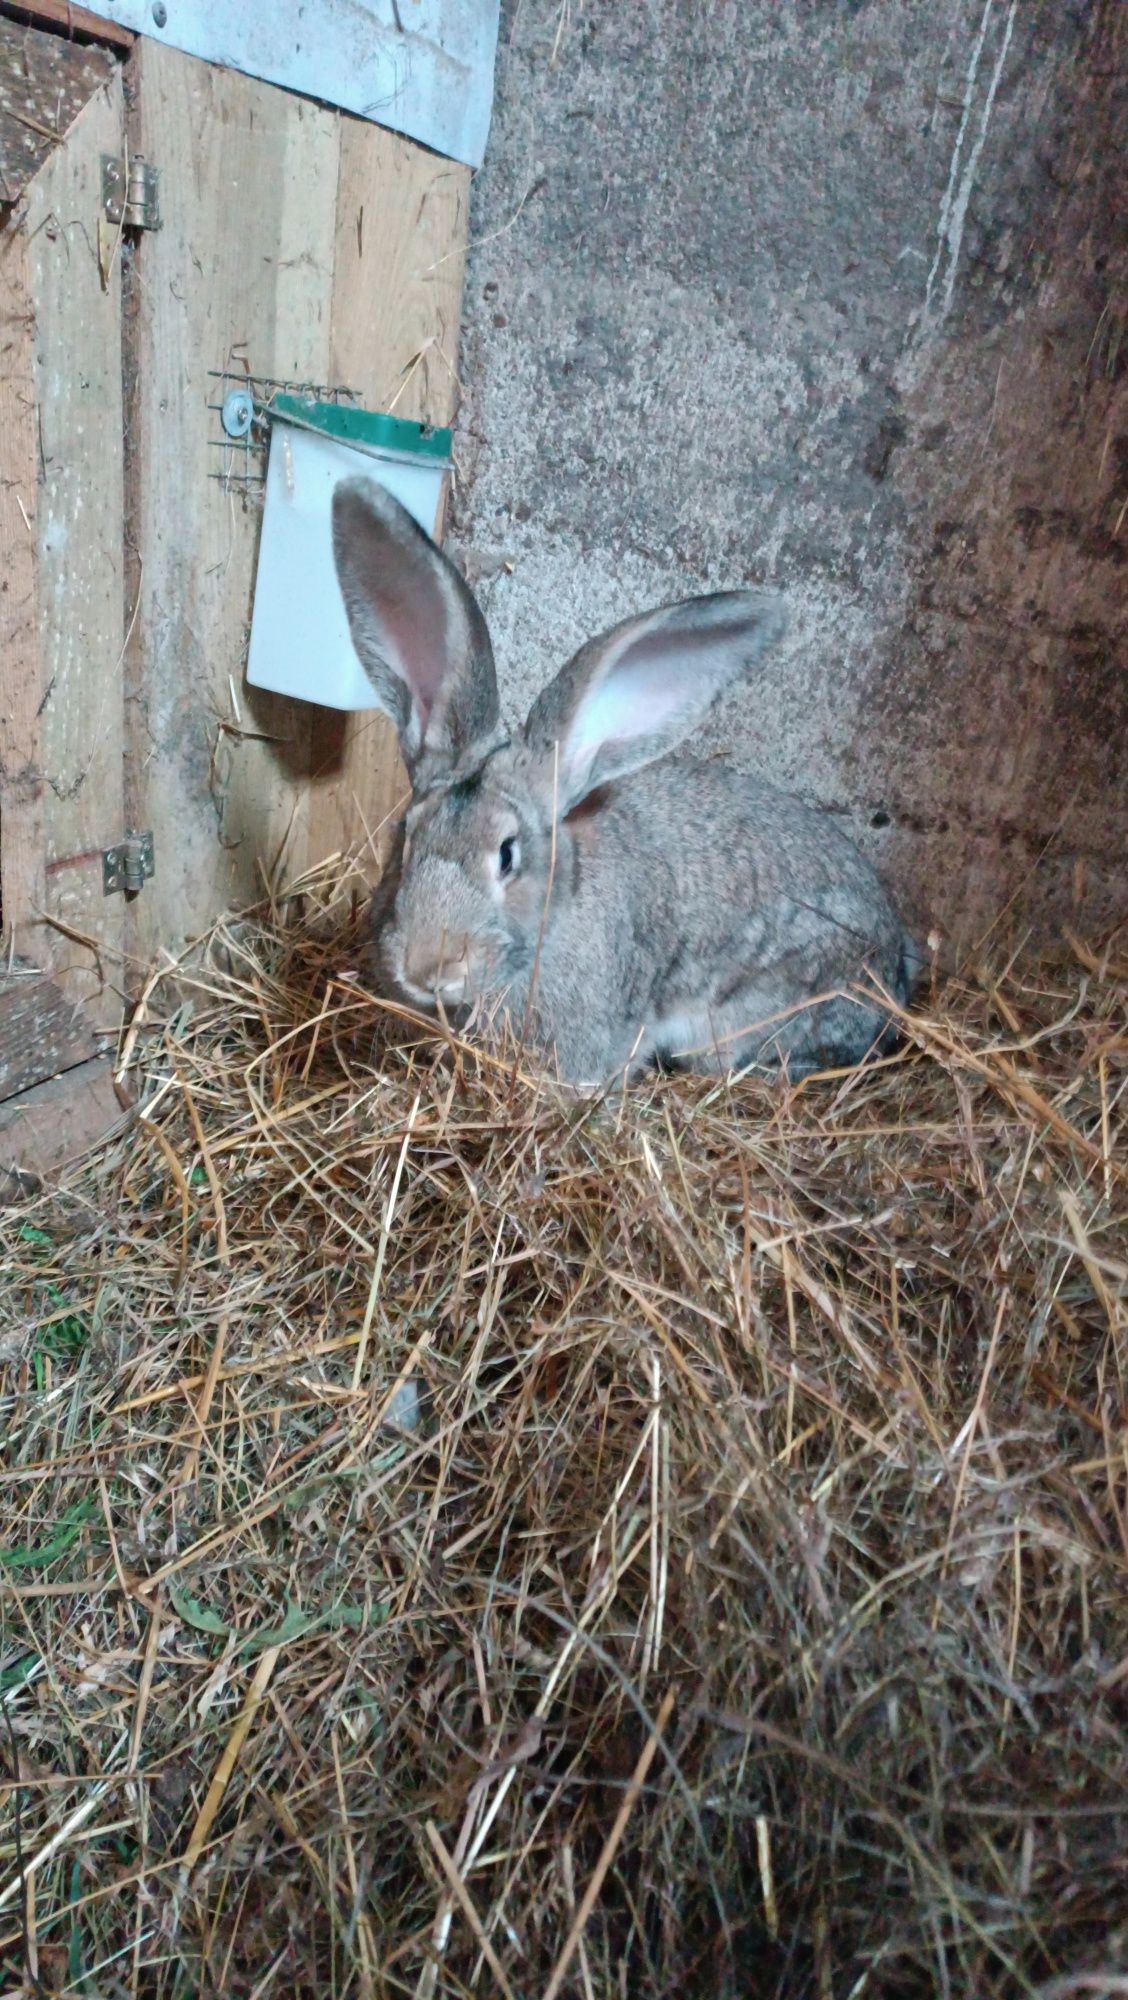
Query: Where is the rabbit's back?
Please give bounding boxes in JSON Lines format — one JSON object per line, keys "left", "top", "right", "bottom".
{"left": 532, "top": 756, "right": 913, "bottom": 1080}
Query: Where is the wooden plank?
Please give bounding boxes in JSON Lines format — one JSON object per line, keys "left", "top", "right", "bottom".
{"left": 27, "top": 68, "right": 126, "bottom": 1029}
{"left": 304, "top": 120, "right": 471, "bottom": 898}
{"left": 122, "top": 40, "right": 340, "bottom": 968}
{"left": 0, "top": 14, "right": 115, "bottom": 204}
{"left": 0, "top": 966, "right": 104, "bottom": 1099}
{"left": 0, "top": 216, "right": 45, "bottom": 950}
{"left": 328, "top": 122, "right": 469, "bottom": 425}
{"left": 0, "top": 1052, "right": 126, "bottom": 1188}
{"left": 0, "top": 2, "right": 134, "bottom": 51}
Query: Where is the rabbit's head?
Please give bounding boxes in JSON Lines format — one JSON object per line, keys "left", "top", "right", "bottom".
{"left": 331, "top": 477, "right": 783, "bottom": 1017}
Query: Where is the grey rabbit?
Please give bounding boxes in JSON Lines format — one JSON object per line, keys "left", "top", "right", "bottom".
{"left": 331, "top": 476, "right": 920, "bottom": 1087}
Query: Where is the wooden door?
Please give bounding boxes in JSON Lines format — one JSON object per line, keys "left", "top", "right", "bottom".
{"left": 1, "top": 20, "right": 128, "bottom": 1175}
{"left": 0, "top": 17, "right": 469, "bottom": 1177}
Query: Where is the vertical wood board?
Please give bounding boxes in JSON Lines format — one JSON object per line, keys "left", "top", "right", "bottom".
{"left": 123, "top": 38, "right": 339, "bottom": 966}
{"left": 0, "top": 218, "right": 46, "bottom": 953}
{"left": 28, "top": 72, "right": 126, "bottom": 1028}
{"left": 304, "top": 120, "right": 471, "bottom": 896}
{"left": 329, "top": 122, "right": 469, "bottom": 424}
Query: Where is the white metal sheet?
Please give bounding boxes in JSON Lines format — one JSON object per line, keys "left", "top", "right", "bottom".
{"left": 82, "top": 0, "right": 498, "bottom": 168}
{"left": 246, "top": 422, "right": 447, "bottom": 712}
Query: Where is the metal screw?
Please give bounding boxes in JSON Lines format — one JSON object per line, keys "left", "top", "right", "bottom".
{"left": 222, "top": 387, "right": 256, "bottom": 439}
{"left": 152, "top": 2, "right": 167, "bottom": 26}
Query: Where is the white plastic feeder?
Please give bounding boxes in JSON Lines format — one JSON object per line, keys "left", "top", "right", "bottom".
{"left": 246, "top": 398, "right": 452, "bottom": 711}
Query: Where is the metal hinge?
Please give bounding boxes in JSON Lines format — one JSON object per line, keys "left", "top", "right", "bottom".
{"left": 103, "top": 831, "right": 155, "bottom": 897}
{"left": 101, "top": 154, "right": 161, "bottom": 231}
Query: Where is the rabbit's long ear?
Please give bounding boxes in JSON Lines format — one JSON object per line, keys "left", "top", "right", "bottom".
{"left": 331, "top": 477, "right": 499, "bottom": 772}
{"left": 524, "top": 590, "right": 785, "bottom": 814}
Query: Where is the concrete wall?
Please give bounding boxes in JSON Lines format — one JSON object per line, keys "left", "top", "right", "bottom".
{"left": 448, "top": 0, "right": 1127, "bottom": 955}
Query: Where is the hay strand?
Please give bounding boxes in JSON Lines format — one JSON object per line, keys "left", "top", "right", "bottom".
{"left": 1, "top": 878, "right": 1126, "bottom": 1997}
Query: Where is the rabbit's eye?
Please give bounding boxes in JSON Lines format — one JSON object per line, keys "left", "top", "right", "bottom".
{"left": 498, "top": 837, "right": 518, "bottom": 880}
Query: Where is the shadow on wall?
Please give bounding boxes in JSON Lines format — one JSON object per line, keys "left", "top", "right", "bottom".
{"left": 870, "top": 0, "right": 1128, "bottom": 953}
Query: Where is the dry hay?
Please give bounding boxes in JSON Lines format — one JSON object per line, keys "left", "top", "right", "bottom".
{"left": 1, "top": 881, "right": 1127, "bottom": 2000}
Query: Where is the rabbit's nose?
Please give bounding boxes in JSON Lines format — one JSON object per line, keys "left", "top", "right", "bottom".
{"left": 404, "top": 943, "right": 469, "bottom": 1000}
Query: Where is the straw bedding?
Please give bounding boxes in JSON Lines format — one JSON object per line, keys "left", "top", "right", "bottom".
{"left": 1, "top": 882, "right": 1126, "bottom": 1999}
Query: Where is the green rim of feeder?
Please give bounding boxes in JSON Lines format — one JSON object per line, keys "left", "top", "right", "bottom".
{"left": 269, "top": 393, "right": 452, "bottom": 462}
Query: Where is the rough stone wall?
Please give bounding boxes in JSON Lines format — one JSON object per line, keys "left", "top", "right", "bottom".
{"left": 447, "top": 0, "right": 1127, "bottom": 954}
